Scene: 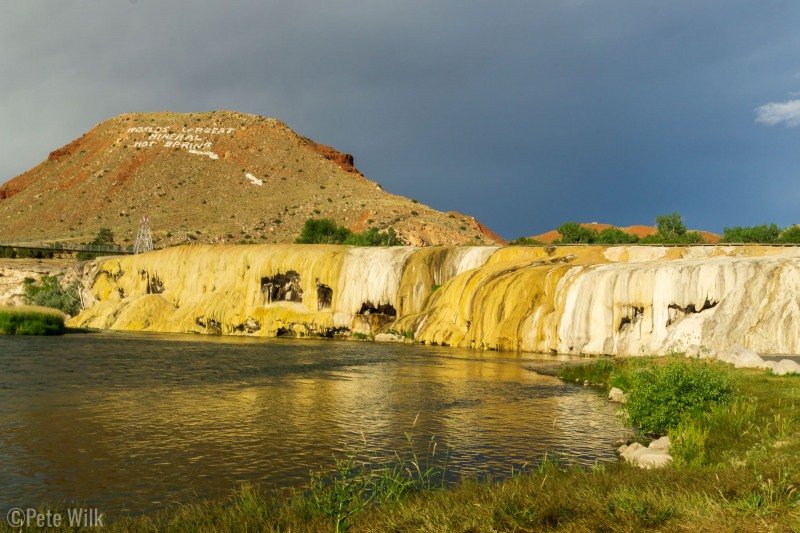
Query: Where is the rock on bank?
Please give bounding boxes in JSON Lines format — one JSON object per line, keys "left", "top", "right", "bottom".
{"left": 68, "top": 244, "right": 800, "bottom": 355}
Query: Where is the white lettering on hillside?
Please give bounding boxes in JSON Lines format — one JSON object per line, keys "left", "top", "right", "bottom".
{"left": 126, "top": 125, "right": 236, "bottom": 153}
{"left": 187, "top": 150, "right": 219, "bottom": 160}
{"left": 245, "top": 173, "right": 263, "bottom": 186}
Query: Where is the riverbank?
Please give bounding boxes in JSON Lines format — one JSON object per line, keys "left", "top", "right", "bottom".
{"left": 0, "top": 305, "right": 65, "bottom": 334}
{"left": 9, "top": 357, "right": 796, "bottom": 531}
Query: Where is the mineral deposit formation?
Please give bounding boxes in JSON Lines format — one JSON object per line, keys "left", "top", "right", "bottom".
{"left": 68, "top": 244, "right": 800, "bottom": 356}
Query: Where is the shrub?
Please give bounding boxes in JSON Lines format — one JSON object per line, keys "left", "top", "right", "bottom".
{"left": 77, "top": 251, "right": 100, "bottom": 261}
{"left": 595, "top": 227, "right": 640, "bottom": 244}
{"left": 621, "top": 361, "right": 736, "bottom": 434}
{"left": 297, "top": 218, "right": 399, "bottom": 246}
{"left": 508, "top": 237, "right": 544, "bottom": 246}
{"left": 778, "top": 225, "right": 800, "bottom": 243}
{"left": 721, "top": 224, "right": 781, "bottom": 243}
{"left": 343, "top": 227, "right": 398, "bottom": 246}
{"left": 639, "top": 231, "right": 704, "bottom": 245}
{"left": 22, "top": 275, "right": 82, "bottom": 316}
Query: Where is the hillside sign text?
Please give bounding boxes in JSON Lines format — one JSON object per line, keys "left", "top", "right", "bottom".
{"left": 127, "top": 126, "right": 237, "bottom": 151}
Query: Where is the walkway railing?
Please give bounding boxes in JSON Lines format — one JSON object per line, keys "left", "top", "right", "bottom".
{"left": 0, "top": 240, "right": 135, "bottom": 255}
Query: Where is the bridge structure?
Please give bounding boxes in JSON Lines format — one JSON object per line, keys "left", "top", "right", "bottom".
{"left": 0, "top": 240, "right": 135, "bottom": 255}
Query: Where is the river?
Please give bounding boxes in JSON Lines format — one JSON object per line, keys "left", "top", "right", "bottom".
{"left": 0, "top": 332, "right": 628, "bottom": 517}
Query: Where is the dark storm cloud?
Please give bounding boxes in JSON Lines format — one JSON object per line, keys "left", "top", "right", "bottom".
{"left": 2, "top": 0, "right": 800, "bottom": 238}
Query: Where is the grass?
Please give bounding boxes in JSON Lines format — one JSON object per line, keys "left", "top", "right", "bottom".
{"left": 3, "top": 359, "right": 799, "bottom": 531}
{"left": 0, "top": 305, "right": 66, "bottom": 335}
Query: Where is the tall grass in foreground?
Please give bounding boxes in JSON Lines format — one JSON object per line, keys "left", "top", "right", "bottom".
{"left": 304, "top": 427, "right": 447, "bottom": 532}
{"left": 0, "top": 305, "right": 65, "bottom": 335}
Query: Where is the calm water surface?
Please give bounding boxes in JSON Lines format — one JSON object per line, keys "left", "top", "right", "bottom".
{"left": 0, "top": 332, "right": 629, "bottom": 517}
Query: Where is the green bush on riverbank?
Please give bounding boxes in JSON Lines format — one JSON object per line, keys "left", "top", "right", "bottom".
{"left": 0, "top": 305, "right": 65, "bottom": 335}
{"left": 22, "top": 275, "right": 82, "bottom": 316}
{"left": 10, "top": 358, "right": 800, "bottom": 531}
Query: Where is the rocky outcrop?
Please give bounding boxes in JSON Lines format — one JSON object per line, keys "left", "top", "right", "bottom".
{"left": 400, "top": 245, "right": 800, "bottom": 355}
{"left": 304, "top": 139, "right": 358, "bottom": 173}
{"left": 68, "top": 244, "right": 497, "bottom": 337}
{"left": 0, "top": 185, "right": 21, "bottom": 201}
{"left": 68, "top": 244, "right": 800, "bottom": 357}
{"left": 0, "top": 259, "right": 97, "bottom": 316}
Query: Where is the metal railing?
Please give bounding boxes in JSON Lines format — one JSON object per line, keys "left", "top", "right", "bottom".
{"left": 0, "top": 240, "right": 135, "bottom": 255}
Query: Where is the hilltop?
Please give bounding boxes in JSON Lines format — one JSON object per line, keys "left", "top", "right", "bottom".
{"left": 0, "top": 111, "right": 504, "bottom": 247}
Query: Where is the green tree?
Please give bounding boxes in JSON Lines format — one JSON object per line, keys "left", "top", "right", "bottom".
{"left": 655, "top": 212, "right": 687, "bottom": 240}
{"left": 777, "top": 225, "right": 800, "bottom": 243}
{"left": 721, "top": 224, "right": 781, "bottom": 243}
{"left": 296, "top": 218, "right": 352, "bottom": 244}
{"left": 92, "top": 227, "right": 115, "bottom": 245}
{"left": 594, "top": 227, "right": 640, "bottom": 244}
{"left": 554, "top": 222, "right": 598, "bottom": 244}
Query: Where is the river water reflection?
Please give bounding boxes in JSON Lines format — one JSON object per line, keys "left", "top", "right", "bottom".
{"left": 0, "top": 332, "right": 629, "bottom": 516}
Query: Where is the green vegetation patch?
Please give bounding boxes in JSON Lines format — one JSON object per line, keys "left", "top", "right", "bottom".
{"left": 721, "top": 223, "right": 800, "bottom": 243}
{"left": 0, "top": 305, "right": 65, "bottom": 335}
{"left": 623, "top": 359, "right": 736, "bottom": 434}
{"left": 296, "top": 218, "right": 399, "bottom": 246}
{"left": 554, "top": 212, "right": 705, "bottom": 245}
{"left": 22, "top": 275, "right": 82, "bottom": 316}
{"left": 507, "top": 236, "right": 544, "bottom": 246}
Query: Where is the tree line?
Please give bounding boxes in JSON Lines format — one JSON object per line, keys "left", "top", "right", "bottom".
{"left": 510, "top": 213, "right": 800, "bottom": 245}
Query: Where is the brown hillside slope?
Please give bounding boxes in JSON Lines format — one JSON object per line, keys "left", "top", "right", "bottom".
{"left": 0, "top": 111, "right": 504, "bottom": 247}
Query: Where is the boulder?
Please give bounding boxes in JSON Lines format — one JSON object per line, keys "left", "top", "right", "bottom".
{"left": 635, "top": 452, "right": 673, "bottom": 469}
{"left": 608, "top": 387, "right": 627, "bottom": 403}
{"left": 619, "top": 442, "right": 644, "bottom": 461}
{"left": 714, "top": 343, "right": 744, "bottom": 364}
{"left": 648, "top": 436, "right": 671, "bottom": 451}
{"left": 773, "top": 359, "right": 800, "bottom": 376}
{"left": 733, "top": 350, "right": 768, "bottom": 369}
{"left": 716, "top": 344, "right": 770, "bottom": 369}
{"left": 618, "top": 437, "right": 672, "bottom": 469}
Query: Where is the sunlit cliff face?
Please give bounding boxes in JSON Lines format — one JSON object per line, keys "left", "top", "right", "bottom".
{"left": 69, "top": 244, "right": 800, "bottom": 356}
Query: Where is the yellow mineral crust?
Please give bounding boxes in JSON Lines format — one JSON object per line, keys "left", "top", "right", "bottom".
{"left": 68, "top": 244, "right": 800, "bottom": 355}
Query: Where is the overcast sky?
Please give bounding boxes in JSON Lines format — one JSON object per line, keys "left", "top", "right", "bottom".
{"left": 2, "top": 1, "right": 799, "bottom": 238}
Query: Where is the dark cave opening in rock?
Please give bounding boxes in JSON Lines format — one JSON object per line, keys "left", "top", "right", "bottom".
{"left": 358, "top": 301, "right": 397, "bottom": 317}
{"left": 261, "top": 271, "right": 303, "bottom": 303}
{"left": 316, "top": 279, "right": 333, "bottom": 310}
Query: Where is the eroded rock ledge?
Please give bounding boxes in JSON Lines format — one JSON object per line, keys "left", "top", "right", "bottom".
{"left": 68, "top": 244, "right": 800, "bottom": 356}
